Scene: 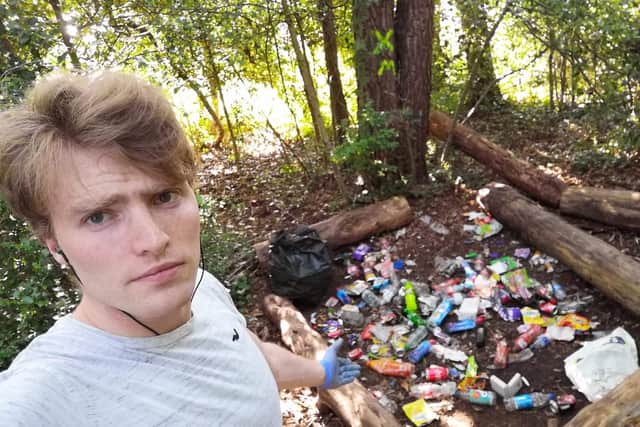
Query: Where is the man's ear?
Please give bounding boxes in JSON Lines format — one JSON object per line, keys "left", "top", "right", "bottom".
{"left": 45, "top": 238, "right": 66, "bottom": 266}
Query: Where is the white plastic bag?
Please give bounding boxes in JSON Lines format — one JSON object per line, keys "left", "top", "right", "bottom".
{"left": 564, "top": 327, "right": 638, "bottom": 401}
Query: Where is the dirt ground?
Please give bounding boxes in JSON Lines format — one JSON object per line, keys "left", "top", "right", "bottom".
{"left": 201, "top": 110, "right": 640, "bottom": 426}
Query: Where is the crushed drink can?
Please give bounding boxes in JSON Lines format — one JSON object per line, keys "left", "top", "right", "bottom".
{"left": 494, "top": 338, "right": 509, "bottom": 368}
{"left": 550, "top": 394, "right": 576, "bottom": 414}
{"left": 476, "top": 327, "right": 486, "bottom": 347}
{"left": 539, "top": 301, "right": 557, "bottom": 315}
{"left": 348, "top": 348, "right": 363, "bottom": 360}
{"left": 498, "top": 306, "right": 522, "bottom": 322}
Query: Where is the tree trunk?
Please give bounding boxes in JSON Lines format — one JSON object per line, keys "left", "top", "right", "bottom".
{"left": 352, "top": 0, "right": 398, "bottom": 117}
{"left": 318, "top": 0, "right": 350, "bottom": 143}
{"left": 478, "top": 182, "right": 640, "bottom": 317}
{"left": 262, "top": 294, "right": 401, "bottom": 427}
{"left": 254, "top": 196, "right": 413, "bottom": 265}
{"left": 430, "top": 110, "right": 567, "bottom": 207}
{"left": 282, "top": 0, "right": 332, "bottom": 160}
{"left": 395, "top": 0, "right": 434, "bottom": 182}
{"left": 454, "top": 0, "right": 502, "bottom": 109}
{"left": 564, "top": 368, "right": 640, "bottom": 427}
{"left": 559, "top": 187, "right": 640, "bottom": 231}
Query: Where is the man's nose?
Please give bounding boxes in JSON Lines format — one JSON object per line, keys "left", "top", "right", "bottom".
{"left": 129, "top": 207, "right": 170, "bottom": 256}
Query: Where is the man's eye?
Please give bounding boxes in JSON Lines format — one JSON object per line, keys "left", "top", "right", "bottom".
{"left": 157, "top": 191, "right": 176, "bottom": 204}
{"left": 86, "top": 212, "right": 105, "bottom": 225}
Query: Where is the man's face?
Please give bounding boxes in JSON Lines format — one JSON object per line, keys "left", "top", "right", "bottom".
{"left": 45, "top": 148, "right": 201, "bottom": 327}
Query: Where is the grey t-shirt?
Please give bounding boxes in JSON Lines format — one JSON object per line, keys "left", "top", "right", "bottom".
{"left": 0, "top": 270, "right": 281, "bottom": 426}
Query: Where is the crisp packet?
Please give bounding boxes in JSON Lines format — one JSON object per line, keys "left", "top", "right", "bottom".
{"left": 402, "top": 399, "right": 439, "bottom": 426}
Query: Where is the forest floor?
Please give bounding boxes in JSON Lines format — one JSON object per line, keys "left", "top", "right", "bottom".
{"left": 199, "top": 109, "right": 640, "bottom": 427}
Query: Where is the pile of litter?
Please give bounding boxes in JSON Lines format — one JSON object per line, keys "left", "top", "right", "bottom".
{"left": 311, "top": 212, "right": 638, "bottom": 426}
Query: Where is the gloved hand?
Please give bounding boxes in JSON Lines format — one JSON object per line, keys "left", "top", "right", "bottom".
{"left": 319, "top": 338, "right": 361, "bottom": 389}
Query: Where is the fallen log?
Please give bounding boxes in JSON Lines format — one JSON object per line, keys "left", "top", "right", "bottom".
{"left": 263, "top": 294, "right": 400, "bottom": 427}
{"left": 560, "top": 186, "right": 640, "bottom": 232}
{"left": 430, "top": 110, "right": 567, "bottom": 207}
{"left": 254, "top": 196, "right": 413, "bottom": 265}
{"left": 478, "top": 182, "right": 640, "bottom": 317}
{"left": 564, "top": 368, "right": 640, "bottom": 427}
{"left": 431, "top": 110, "right": 640, "bottom": 231}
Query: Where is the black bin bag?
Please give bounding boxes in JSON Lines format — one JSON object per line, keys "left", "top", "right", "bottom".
{"left": 269, "top": 225, "right": 331, "bottom": 306}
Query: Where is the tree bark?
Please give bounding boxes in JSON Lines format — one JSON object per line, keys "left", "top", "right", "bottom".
{"left": 395, "top": 0, "right": 434, "bottom": 182}
{"left": 352, "top": 0, "right": 398, "bottom": 117}
{"left": 559, "top": 187, "right": 640, "bottom": 232}
{"left": 478, "top": 182, "right": 640, "bottom": 317}
{"left": 262, "top": 294, "right": 401, "bottom": 427}
{"left": 318, "top": 0, "right": 350, "bottom": 143}
{"left": 454, "top": 0, "right": 502, "bottom": 109}
{"left": 254, "top": 196, "right": 413, "bottom": 265}
{"left": 564, "top": 368, "right": 640, "bottom": 427}
{"left": 282, "top": 0, "right": 332, "bottom": 158}
{"left": 430, "top": 110, "right": 567, "bottom": 207}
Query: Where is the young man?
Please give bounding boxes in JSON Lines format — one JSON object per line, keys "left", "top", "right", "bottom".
{"left": 0, "top": 71, "right": 360, "bottom": 425}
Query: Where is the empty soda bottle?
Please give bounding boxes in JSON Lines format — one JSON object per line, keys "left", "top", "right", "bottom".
{"left": 381, "top": 271, "right": 402, "bottom": 304}
{"left": 403, "top": 280, "right": 418, "bottom": 312}
{"left": 424, "top": 365, "right": 459, "bottom": 382}
{"left": 409, "top": 381, "right": 457, "bottom": 400}
{"left": 405, "top": 325, "right": 429, "bottom": 350}
{"left": 456, "top": 389, "right": 497, "bottom": 406}
{"left": 361, "top": 289, "right": 382, "bottom": 307}
{"left": 504, "top": 392, "right": 555, "bottom": 411}
{"left": 512, "top": 324, "right": 544, "bottom": 352}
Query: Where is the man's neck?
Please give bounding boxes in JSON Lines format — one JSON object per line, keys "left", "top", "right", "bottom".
{"left": 72, "top": 298, "right": 191, "bottom": 337}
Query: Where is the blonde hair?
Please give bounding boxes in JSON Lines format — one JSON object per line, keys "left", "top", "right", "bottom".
{"left": 0, "top": 70, "right": 197, "bottom": 239}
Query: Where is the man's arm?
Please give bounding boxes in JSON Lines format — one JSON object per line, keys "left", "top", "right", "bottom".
{"left": 249, "top": 331, "right": 326, "bottom": 389}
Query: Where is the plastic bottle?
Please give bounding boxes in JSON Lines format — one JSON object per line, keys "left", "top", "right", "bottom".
{"left": 365, "top": 358, "right": 414, "bottom": 377}
{"left": 425, "top": 365, "right": 459, "bottom": 382}
{"left": 408, "top": 340, "right": 432, "bottom": 363}
{"left": 381, "top": 271, "right": 402, "bottom": 304}
{"left": 458, "top": 257, "right": 477, "bottom": 279}
{"left": 406, "top": 311, "right": 426, "bottom": 327}
{"left": 403, "top": 280, "right": 418, "bottom": 312}
{"left": 428, "top": 325, "right": 453, "bottom": 345}
{"left": 531, "top": 334, "right": 551, "bottom": 350}
{"left": 405, "top": 325, "right": 429, "bottom": 350}
{"left": 427, "top": 299, "right": 453, "bottom": 328}
{"left": 336, "top": 289, "right": 352, "bottom": 305}
{"left": 512, "top": 324, "right": 543, "bottom": 352}
{"left": 494, "top": 337, "right": 509, "bottom": 368}
{"left": 504, "top": 393, "right": 555, "bottom": 411}
{"left": 446, "top": 319, "right": 476, "bottom": 333}
{"left": 455, "top": 389, "right": 497, "bottom": 406}
{"left": 361, "top": 289, "right": 382, "bottom": 307}
{"left": 409, "top": 381, "right": 457, "bottom": 400}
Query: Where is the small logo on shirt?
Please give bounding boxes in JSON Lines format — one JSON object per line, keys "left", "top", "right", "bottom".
{"left": 232, "top": 328, "right": 239, "bottom": 342}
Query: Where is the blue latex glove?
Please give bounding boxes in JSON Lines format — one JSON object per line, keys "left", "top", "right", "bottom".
{"left": 319, "top": 338, "right": 361, "bottom": 389}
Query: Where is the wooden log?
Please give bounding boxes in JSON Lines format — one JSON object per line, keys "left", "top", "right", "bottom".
{"left": 478, "top": 182, "right": 640, "bottom": 317}
{"left": 564, "top": 368, "right": 640, "bottom": 427}
{"left": 254, "top": 196, "right": 413, "bottom": 265}
{"left": 262, "top": 294, "right": 400, "bottom": 427}
{"left": 429, "top": 110, "right": 567, "bottom": 207}
{"left": 560, "top": 186, "right": 640, "bottom": 232}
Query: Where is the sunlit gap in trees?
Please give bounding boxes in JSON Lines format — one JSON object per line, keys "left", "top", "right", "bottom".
{"left": 173, "top": 80, "right": 293, "bottom": 158}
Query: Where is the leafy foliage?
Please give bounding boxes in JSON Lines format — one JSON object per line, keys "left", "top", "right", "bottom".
{"left": 197, "top": 193, "right": 254, "bottom": 309}
{"left": 0, "top": 199, "right": 79, "bottom": 370}
{"left": 332, "top": 105, "right": 399, "bottom": 192}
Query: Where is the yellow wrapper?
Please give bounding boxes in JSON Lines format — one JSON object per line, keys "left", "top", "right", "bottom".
{"left": 556, "top": 313, "right": 591, "bottom": 331}
{"left": 402, "top": 399, "right": 438, "bottom": 426}
{"left": 521, "top": 307, "right": 546, "bottom": 325}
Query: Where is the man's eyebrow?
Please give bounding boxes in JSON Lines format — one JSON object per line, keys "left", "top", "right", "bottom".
{"left": 69, "top": 194, "right": 125, "bottom": 215}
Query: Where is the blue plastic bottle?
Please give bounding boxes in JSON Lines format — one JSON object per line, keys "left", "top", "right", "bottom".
{"left": 427, "top": 299, "right": 453, "bottom": 328}
{"left": 408, "top": 340, "right": 432, "bottom": 363}
{"left": 504, "top": 393, "right": 555, "bottom": 411}
{"left": 445, "top": 319, "right": 476, "bottom": 333}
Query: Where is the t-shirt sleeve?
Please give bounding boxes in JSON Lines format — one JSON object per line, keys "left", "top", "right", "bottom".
{"left": 0, "top": 366, "right": 76, "bottom": 426}
{"left": 197, "top": 269, "right": 247, "bottom": 327}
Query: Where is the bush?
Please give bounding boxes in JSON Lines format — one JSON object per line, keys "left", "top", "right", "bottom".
{"left": 0, "top": 199, "right": 79, "bottom": 370}
{"left": 197, "top": 193, "right": 254, "bottom": 310}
